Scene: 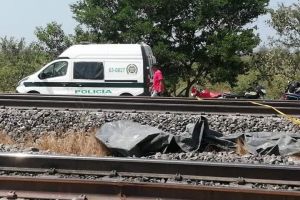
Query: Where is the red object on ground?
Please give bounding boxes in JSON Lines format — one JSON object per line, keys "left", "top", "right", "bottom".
{"left": 191, "top": 87, "right": 230, "bottom": 98}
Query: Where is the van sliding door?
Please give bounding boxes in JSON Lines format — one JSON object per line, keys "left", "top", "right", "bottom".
{"left": 70, "top": 61, "right": 107, "bottom": 96}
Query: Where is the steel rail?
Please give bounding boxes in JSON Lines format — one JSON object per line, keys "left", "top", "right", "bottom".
{"left": 1, "top": 153, "right": 300, "bottom": 181}
{"left": 2, "top": 93, "right": 300, "bottom": 107}
{"left": 0, "top": 177, "right": 299, "bottom": 200}
{"left": 1, "top": 166, "right": 300, "bottom": 186}
{"left": 0, "top": 153, "right": 299, "bottom": 199}
{"left": 0, "top": 94, "right": 299, "bottom": 115}
{"left": 1, "top": 99, "right": 300, "bottom": 115}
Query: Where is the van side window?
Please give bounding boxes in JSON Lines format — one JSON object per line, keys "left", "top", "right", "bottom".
{"left": 73, "top": 62, "right": 104, "bottom": 80}
{"left": 39, "top": 61, "right": 68, "bottom": 79}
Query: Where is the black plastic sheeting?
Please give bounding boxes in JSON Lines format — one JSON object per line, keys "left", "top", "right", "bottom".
{"left": 95, "top": 116, "right": 300, "bottom": 157}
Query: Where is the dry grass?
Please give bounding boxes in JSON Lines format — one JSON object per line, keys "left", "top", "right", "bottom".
{"left": 0, "top": 134, "right": 16, "bottom": 145}
{"left": 0, "top": 129, "right": 111, "bottom": 157}
{"left": 36, "top": 130, "right": 110, "bottom": 156}
{"left": 236, "top": 138, "right": 249, "bottom": 155}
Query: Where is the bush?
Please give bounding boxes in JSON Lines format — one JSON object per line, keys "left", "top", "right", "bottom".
{"left": 0, "top": 37, "right": 50, "bottom": 92}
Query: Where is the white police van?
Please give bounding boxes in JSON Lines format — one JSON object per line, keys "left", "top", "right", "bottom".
{"left": 16, "top": 43, "right": 156, "bottom": 96}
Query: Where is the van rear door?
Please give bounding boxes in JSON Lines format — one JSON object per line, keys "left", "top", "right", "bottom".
{"left": 141, "top": 44, "right": 156, "bottom": 96}
{"left": 70, "top": 60, "right": 107, "bottom": 96}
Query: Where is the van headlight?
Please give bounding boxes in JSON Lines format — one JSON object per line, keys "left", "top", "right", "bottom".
{"left": 18, "top": 77, "right": 29, "bottom": 86}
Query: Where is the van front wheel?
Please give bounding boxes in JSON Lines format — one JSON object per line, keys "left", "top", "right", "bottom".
{"left": 120, "top": 93, "right": 133, "bottom": 96}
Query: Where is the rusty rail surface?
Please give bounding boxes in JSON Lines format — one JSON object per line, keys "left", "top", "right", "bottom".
{"left": 0, "top": 93, "right": 300, "bottom": 115}
{"left": 0, "top": 153, "right": 299, "bottom": 199}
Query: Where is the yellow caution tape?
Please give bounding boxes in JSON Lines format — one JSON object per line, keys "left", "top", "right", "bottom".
{"left": 249, "top": 101, "right": 300, "bottom": 126}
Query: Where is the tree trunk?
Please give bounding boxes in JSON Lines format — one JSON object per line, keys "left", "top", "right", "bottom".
{"left": 177, "top": 87, "right": 188, "bottom": 97}
{"left": 172, "top": 85, "right": 177, "bottom": 97}
{"left": 184, "top": 79, "right": 197, "bottom": 97}
{"left": 184, "top": 80, "right": 191, "bottom": 97}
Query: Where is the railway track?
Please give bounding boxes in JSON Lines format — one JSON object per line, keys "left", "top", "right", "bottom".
{"left": 0, "top": 153, "right": 299, "bottom": 199}
{"left": 0, "top": 93, "right": 300, "bottom": 115}
{"left": 0, "top": 95, "right": 298, "bottom": 199}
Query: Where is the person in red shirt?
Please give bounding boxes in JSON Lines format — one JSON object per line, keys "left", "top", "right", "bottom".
{"left": 150, "top": 63, "right": 164, "bottom": 97}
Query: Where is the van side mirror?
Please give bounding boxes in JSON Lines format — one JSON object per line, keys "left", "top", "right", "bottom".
{"left": 40, "top": 73, "right": 46, "bottom": 79}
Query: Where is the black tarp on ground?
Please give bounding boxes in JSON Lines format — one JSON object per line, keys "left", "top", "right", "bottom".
{"left": 238, "top": 132, "right": 300, "bottom": 156}
{"left": 95, "top": 116, "right": 300, "bottom": 157}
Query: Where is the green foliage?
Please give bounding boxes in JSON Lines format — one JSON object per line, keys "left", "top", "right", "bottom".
{"left": 0, "top": 1, "right": 273, "bottom": 95}
{"left": 252, "top": 48, "right": 300, "bottom": 80}
{"left": 232, "top": 47, "right": 300, "bottom": 99}
{"left": 71, "top": 0, "right": 269, "bottom": 96}
{"left": 234, "top": 70, "right": 261, "bottom": 93}
{"left": 73, "top": 25, "right": 97, "bottom": 44}
{"left": 235, "top": 3, "right": 300, "bottom": 99}
{"left": 35, "top": 22, "right": 73, "bottom": 59}
{"left": 233, "top": 69, "right": 287, "bottom": 99}
{"left": 0, "top": 21, "right": 73, "bottom": 92}
{"left": 216, "top": 2, "right": 300, "bottom": 100}
{"left": 0, "top": 37, "right": 49, "bottom": 92}
{"left": 269, "top": 3, "right": 300, "bottom": 48}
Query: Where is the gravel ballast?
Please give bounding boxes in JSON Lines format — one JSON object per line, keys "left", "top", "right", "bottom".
{"left": 0, "top": 108, "right": 300, "bottom": 165}
{"left": 147, "top": 152, "right": 300, "bottom": 165}
{"left": 1, "top": 109, "right": 299, "bottom": 141}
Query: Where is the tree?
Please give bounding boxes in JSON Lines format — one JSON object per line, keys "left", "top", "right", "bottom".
{"left": 232, "top": 3, "right": 300, "bottom": 99}
{"left": 35, "top": 22, "right": 73, "bottom": 59}
{"left": 233, "top": 46, "right": 300, "bottom": 99}
{"left": 70, "top": 0, "right": 269, "bottom": 96}
{"left": 0, "top": 37, "right": 48, "bottom": 91}
{"left": 269, "top": 3, "right": 300, "bottom": 48}
{"left": 267, "top": 2, "right": 300, "bottom": 80}
{"left": 253, "top": 48, "right": 300, "bottom": 80}
{"left": 242, "top": 2, "right": 300, "bottom": 99}
{"left": 73, "top": 25, "right": 97, "bottom": 44}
